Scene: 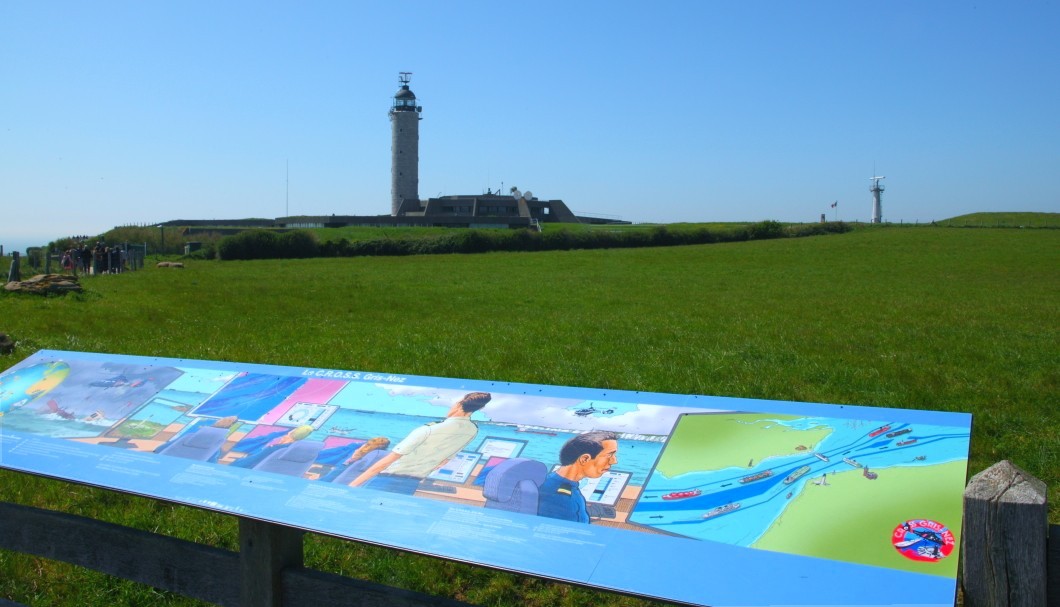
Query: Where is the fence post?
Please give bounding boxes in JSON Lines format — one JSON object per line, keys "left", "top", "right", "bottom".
{"left": 7, "top": 251, "right": 19, "bottom": 283}
{"left": 239, "top": 517, "right": 304, "bottom": 607}
{"left": 1051, "top": 524, "right": 1060, "bottom": 606}
{"left": 962, "top": 460, "right": 1048, "bottom": 606}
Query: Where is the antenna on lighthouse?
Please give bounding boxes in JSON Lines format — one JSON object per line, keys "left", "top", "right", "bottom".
{"left": 399, "top": 71, "right": 412, "bottom": 85}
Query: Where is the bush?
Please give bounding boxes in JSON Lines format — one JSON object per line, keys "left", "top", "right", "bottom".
{"left": 743, "top": 220, "right": 786, "bottom": 240}
{"left": 218, "top": 230, "right": 275, "bottom": 260}
{"left": 280, "top": 231, "right": 319, "bottom": 259}
{"left": 217, "top": 229, "right": 318, "bottom": 260}
{"left": 216, "top": 221, "right": 847, "bottom": 261}
{"left": 786, "top": 221, "right": 852, "bottom": 238}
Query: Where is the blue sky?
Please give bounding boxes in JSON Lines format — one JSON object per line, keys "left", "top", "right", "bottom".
{"left": 2, "top": 2, "right": 1058, "bottom": 253}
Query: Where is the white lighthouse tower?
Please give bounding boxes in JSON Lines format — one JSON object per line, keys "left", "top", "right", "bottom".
{"left": 390, "top": 72, "right": 422, "bottom": 216}
{"left": 869, "top": 175, "right": 885, "bottom": 224}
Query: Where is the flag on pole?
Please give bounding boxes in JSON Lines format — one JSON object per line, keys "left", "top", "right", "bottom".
{"left": 831, "top": 201, "right": 838, "bottom": 208}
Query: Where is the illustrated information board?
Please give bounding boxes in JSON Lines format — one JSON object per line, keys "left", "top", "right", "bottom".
{"left": 0, "top": 350, "right": 972, "bottom": 607}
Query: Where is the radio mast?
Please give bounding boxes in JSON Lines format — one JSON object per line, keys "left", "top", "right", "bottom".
{"left": 870, "top": 175, "right": 886, "bottom": 224}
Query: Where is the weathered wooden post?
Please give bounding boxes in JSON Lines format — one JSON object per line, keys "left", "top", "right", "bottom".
{"left": 1051, "top": 525, "right": 1060, "bottom": 607}
{"left": 239, "top": 518, "right": 304, "bottom": 607}
{"left": 7, "top": 251, "right": 20, "bottom": 283}
{"left": 962, "top": 460, "right": 1048, "bottom": 606}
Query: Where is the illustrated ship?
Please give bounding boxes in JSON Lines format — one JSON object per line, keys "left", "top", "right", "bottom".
{"left": 868, "top": 425, "right": 891, "bottom": 438}
{"left": 843, "top": 457, "right": 862, "bottom": 468}
{"left": 897, "top": 438, "right": 918, "bottom": 446}
{"left": 81, "top": 409, "right": 106, "bottom": 423}
{"left": 886, "top": 428, "right": 912, "bottom": 438}
{"left": 516, "top": 428, "right": 557, "bottom": 436}
{"left": 702, "top": 503, "right": 741, "bottom": 519}
{"left": 739, "top": 470, "right": 774, "bottom": 484}
{"left": 662, "top": 489, "right": 702, "bottom": 501}
{"left": 813, "top": 452, "right": 829, "bottom": 462}
{"left": 783, "top": 465, "right": 811, "bottom": 484}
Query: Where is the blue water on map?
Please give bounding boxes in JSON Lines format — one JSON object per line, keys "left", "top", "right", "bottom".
{"left": 629, "top": 417, "right": 969, "bottom": 546}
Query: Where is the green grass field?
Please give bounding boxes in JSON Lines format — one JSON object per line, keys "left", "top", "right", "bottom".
{"left": 1, "top": 225, "right": 1057, "bottom": 606}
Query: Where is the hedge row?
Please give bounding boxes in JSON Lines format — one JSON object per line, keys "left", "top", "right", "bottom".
{"left": 216, "top": 230, "right": 318, "bottom": 260}
{"left": 216, "top": 221, "right": 852, "bottom": 261}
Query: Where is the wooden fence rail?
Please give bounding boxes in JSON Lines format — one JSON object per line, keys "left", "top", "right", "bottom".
{"left": 0, "top": 501, "right": 472, "bottom": 607}
{"left": 1, "top": 459, "right": 1054, "bottom": 606}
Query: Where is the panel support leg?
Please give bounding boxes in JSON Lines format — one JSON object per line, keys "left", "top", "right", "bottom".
{"left": 239, "top": 517, "right": 304, "bottom": 607}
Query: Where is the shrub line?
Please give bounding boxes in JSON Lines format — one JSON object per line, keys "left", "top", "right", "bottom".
{"left": 215, "top": 221, "right": 853, "bottom": 261}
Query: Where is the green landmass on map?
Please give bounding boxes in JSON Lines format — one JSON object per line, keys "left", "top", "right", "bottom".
{"left": 113, "top": 419, "right": 166, "bottom": 439}
{"left": 753, "top": 460, "right": 967, "bottom": 577}
{"left": 655, "top": 413, "right": 832, "bottom": 477}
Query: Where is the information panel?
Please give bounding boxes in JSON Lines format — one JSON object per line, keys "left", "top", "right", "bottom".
{"left": 0, "top": 350, "right": 972, "bottom": 607}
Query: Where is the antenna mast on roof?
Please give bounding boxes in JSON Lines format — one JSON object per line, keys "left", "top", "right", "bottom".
{"left": 869, "top": 175, "right": 886, "bottom": 224}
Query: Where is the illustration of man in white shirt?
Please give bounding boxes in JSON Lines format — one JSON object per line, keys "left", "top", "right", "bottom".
{"left": 348, "top": 391, "right": 492, "bottom": 495}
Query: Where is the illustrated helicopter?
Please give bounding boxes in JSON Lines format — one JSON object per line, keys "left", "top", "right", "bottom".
{"left": 572, "top": 403, "right": 615, "bottom": 417}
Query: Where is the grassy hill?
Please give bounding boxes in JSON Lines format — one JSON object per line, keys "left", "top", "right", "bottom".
{"left": 934, "top": 211, "right": 1059, "bottom": 227}
{"left": 1, "top": 227, "right": 1057, "bottom": 606}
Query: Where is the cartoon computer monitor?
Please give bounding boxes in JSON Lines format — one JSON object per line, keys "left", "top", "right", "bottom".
{"left": 427, "top": 451, "right": 482, "bottom": 485}
{"left": 581, "top": 469, "right": 631, "bottom": 507}
{"left": 474, "top": 436, "right": 527, "bottom": 459}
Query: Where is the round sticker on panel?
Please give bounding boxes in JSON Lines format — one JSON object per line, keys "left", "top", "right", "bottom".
{"left": 892, "top": 519, "right": 955, "bottom": 562}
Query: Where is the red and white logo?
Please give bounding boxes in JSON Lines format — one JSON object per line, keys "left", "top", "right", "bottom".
{"left": 892, "top": 519, "right": 955, "bottom": 562}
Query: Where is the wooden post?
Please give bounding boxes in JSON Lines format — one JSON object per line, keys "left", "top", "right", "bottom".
{"left": 7, "top": 251, "right": 20, "bottom": 283}
{"left": 1050, "top": 524, "right": 1060, "bottom": 606}
{"left": 239, "top": 517, "right": 304, "bottom": 607}
{"left": 962, "top": 460, "right": 1048, "bottom": 607}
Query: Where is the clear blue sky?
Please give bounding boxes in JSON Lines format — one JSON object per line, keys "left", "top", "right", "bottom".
{"left": 3, "top": 1, "right": 1058, "bottom": 253}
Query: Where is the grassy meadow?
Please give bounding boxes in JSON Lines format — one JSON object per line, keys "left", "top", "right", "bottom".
{"left": 1, "top": 225, "right": 1057, "bottom": 606}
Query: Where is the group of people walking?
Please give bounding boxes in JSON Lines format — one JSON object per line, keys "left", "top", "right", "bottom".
{"left": 61, "top": 241, "right": 127, "bottom": 276}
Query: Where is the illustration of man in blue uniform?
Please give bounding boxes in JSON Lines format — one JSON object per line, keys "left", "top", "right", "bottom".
{"left": 538, "top": 431, "right": 619, "bottom": 523}
{"left": 348, "top": 392, "right": 492, "bottom": 495}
